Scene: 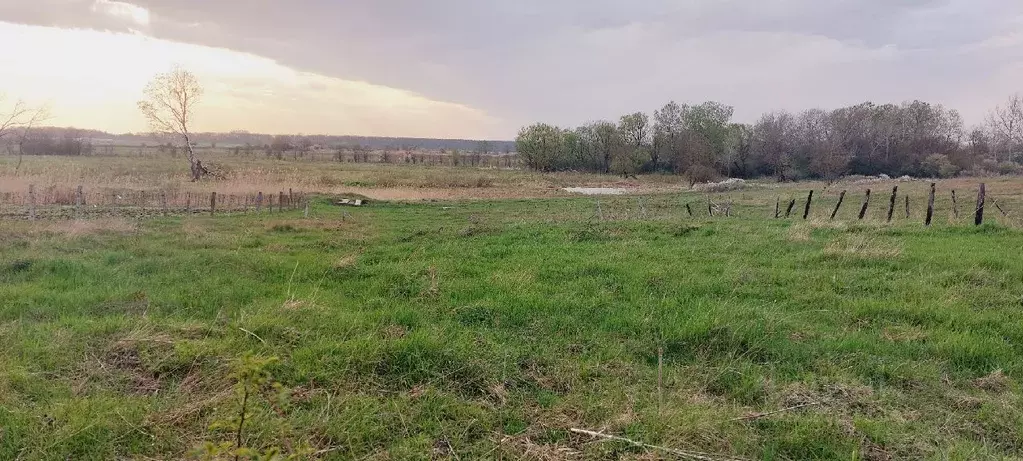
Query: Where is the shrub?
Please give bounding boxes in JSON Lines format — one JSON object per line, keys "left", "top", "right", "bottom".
{"left": 920, "top": 153, "right": 959, "bottom": 178}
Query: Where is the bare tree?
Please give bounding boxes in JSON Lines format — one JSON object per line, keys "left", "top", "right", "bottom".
{"left": 988, "top": 94, "right": 1023, "bottom": 160}
{"left": 0, "top": 97, "right": 48, "bottom": 175}
{"left": 137, "top": 66, "right": 206, "bottom": 181}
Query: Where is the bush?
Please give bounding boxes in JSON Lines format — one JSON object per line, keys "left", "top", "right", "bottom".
{"left": 997, "top": 161, "right": 1023, "bottom": 175}
{"left": 920, "top": 154, "right": 959, "bottom": 178}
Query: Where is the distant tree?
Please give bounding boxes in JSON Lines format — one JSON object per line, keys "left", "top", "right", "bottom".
{"left": 137, "top": 66, "right": 206, "bottom": 180}
{"left": 473, "top": 140, "right": 492, "bottom": 167}
{"left": 751, "top": 111, "right": 796, "bottom": 180}
{"left": 988, "top": 94, "right": 1023, "bottom": 162}
{"left": 653, "top": 102, "right": 686, "bottom": 173}
{"left": 269, "top": 135, "right": 292, "bottom": 160}
{"left": 516, "top": 123, "right": 564, "bottom": 172}
{"left": 619, "top": 112, "right": 651, "bottom": 171}
{"left": 727, "top": 123, "right": 754, "bottom": 178}
{"left": 296, "top": 136, "right": 313, "bottom": 159}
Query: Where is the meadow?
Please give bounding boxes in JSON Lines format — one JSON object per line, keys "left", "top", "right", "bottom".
{"left": 2, "top": 153, "right": 1023, "bottom": 460}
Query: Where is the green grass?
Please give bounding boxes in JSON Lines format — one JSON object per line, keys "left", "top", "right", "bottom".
{"left": 2, "top": 193, "right": 1022, "bottom": 460}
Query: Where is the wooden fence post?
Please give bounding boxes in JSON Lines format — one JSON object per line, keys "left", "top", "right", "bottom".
{"left": 304, "top": 200, "right": 309, "bottom": 219}
{"left": 289, "top": 188, "right": 294, "bottom": 209}
{"left": 975, "top": 183, "right": 985, "bottom": 226}
{"left": 685, "top": 203, "right": 693, "bottom": 217}
{"left": 784, "top": 199, "right": 796, "bottom": 218}
{"left": 951, "top": 190, "right": 959, "bottom": 220}
{"left": 707, "top": 199, "right": 713, "bottom": 217}
{"left": 830, "top": 190, "right": 846, "bottom": 220}
{"left": 774, "top": 197, "right": 780, "bottom": 219}
{"left": 886, "top": 186, "right": 898, "bottom": 223}
{"left": 186, "top": 193, "right": 192, "bottom": 214}
{"left": 256, "top": 192, "right": 263, "bottom": 211}
{"left": 210, "top": 192, "right": 216, "bottom": 216}
{"left": 925, "top": 183, "right": 936, "bottom": 226}
{"left": 279, "top": 192, "right": 285, "bottom": 212}
{"left": 28, "top": 184, "right": 36, "bottom": 221}
{"left": 75, "top": 185, "right": 83, "bottom": 219}
{"left": 904, "top": 195, "right": 910, "bottom": 219}
{"left": 161, "top": 192, "right": 168, "bottom": 216}
{"left": 858, "top": 189, "right": 871, "bottom": 220}
{"left": 802, "top": 190, "right": 814, "bottom": 220}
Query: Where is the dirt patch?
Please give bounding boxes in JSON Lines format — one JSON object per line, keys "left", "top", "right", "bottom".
{"left": 103, "top": 338, "right": 169, "bottom": 395}
{"left": 974, "top": 369, "right": 1011, "bottom": 393}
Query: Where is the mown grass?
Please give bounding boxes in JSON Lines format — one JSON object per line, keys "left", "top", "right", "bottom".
{"left": 2, "top": 191, "right": 1023, "bottom": 460}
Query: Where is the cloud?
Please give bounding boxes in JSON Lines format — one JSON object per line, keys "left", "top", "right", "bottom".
{"left": 2, "top": 0, "right": 1022, "bottom": 135}
{"left": 91, "top": 0, "right": 149, "bottom": 27}
{"left": 0, "top": 22, "right": 502, "bottom": 137}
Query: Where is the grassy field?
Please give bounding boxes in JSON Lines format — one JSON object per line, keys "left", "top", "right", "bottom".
{"left": 0, "top": 152, "right": 683, "bottom": 202}
{"left": 2, "top": 159, "right": 1023, "bottom": 459}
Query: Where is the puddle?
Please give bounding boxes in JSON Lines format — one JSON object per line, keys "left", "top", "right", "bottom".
{"left": 562, "top": 187, "right": 628, "bottom": 195}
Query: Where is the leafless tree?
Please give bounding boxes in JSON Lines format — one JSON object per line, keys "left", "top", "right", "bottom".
{"left": 137, "top": 66, "right": 206, "bottom": 181}
{"left": 988, "top": 94, "right": 1023, "bottom": 160}
{"left": 0, "top": 96, "right": 48, "bottom": 175}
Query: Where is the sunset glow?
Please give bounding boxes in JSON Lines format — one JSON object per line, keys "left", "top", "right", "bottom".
{"left": 0, "top": 21, "right": 501, "bottom": 137}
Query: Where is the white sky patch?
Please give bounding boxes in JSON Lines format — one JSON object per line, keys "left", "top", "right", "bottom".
{"left": 0, "top": 21, "right": 502, "bottom": 137}
{"left": 91, "top": 0, "right": 150, "bottom": 26}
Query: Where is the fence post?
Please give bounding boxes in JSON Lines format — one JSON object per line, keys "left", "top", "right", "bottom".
{"left": 904, "top": 195, "right": 910, "bottom": 219}
{"left": 925, "top": 183, "right": 936, "bottom": 226}
{"left": 784, "top": 199, "right": 796, "bottom": 218}
{"left": 304, "top": 200, "right": 309, "bottom": 219}
{"left": 186, "top": 193, "right": 192, "bottom": 214}
{"left": 256, "top": 192, "right": 263, "bottom": 211}
{"left": 830, "top": 190, "right": 846, "bottom": 220}
{"left": 858, "top": 189, "right": 871, "bottom": 220}
{"left": 707, "top": 199, "right": 713, "bottom": 217}
{"left": 289, "top": 188, "right": 294, "bottom": 210}
{"left": 161, "top": 192, "right": 168, "bottom": 216}
{"left": 75, "top": 185, "right": 83, "bottom": 219}
{"left": 685, "top": 203, "right": 692, "bottom": 217}
{"left": 802, "top": 190, "right": 814, "bottom": 220}
{"left": 28, "top": 184, "right": 36, "bottom": 221}
{"left": 951, "top": 190, "right": 959, "bottom": 220}
{"left": 774, "top": 197, "right": 780, "bottom": 219}
{"left": 975, "top": 183, "right": 985, "bottom": 226}
{"left": 210, "top": 192, "right": 216, "bottom": 216}
{"left": 886, "top": 186, "right": 898, "bottom": 223}
{"left": 279, "top": 192, "right": 285, "bottom": 212}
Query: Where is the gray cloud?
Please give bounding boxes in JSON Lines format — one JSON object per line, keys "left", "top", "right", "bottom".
{"left": 3, "top": 0, "right": 1023, "bottom": 135}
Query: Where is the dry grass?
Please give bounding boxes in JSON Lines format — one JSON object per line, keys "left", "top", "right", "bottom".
{"left": 0, "top": 153, "right": 685, "bottom": 202}
{"left": 45, "top": 218, "right": 139, "bottom": 237}
{"left": 823, "top": 235, "right": 903, "bottom": 259}
{"left": 974, "top": 369, "right": 1012, "bottom": 393}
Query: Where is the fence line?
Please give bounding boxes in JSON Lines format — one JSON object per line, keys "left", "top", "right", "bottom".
{"left": 2, "top": 182, "right": 1017, "bottom": 229}
{"left": 0, "top": 185, "right": 308, "bottom": 220}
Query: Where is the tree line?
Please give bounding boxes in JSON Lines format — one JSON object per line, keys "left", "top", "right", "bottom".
{"left": 516, "top": 96, "right": 1023, "bottom": 181}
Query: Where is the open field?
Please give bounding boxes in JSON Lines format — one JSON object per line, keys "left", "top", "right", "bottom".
{"left": 1, "top": 152, "right": 676, "bottom": 202}
{"left": 2, "top": 157, "right": 1023, "bottom": 459}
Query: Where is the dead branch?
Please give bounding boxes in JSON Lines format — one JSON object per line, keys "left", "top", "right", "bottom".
{"left": 570, "top": 428, "right": 748, "bottom": 461}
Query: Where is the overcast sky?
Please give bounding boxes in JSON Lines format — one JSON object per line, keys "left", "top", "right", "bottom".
{"left": 1, "top": 0, "right": 1022, "bottom": 138}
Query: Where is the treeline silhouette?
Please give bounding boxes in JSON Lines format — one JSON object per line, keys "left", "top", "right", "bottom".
{"left": 517, "top": 97, "right": 1023, "bottom": 181}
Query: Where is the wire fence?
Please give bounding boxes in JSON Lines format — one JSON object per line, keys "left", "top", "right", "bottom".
{"left": 0, "top": 185, "right": 308, "bottom": 220}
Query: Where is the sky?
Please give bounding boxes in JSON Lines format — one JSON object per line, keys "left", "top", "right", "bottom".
{"left": 1, "top": 0, "right": 1022, "bottom": 139}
